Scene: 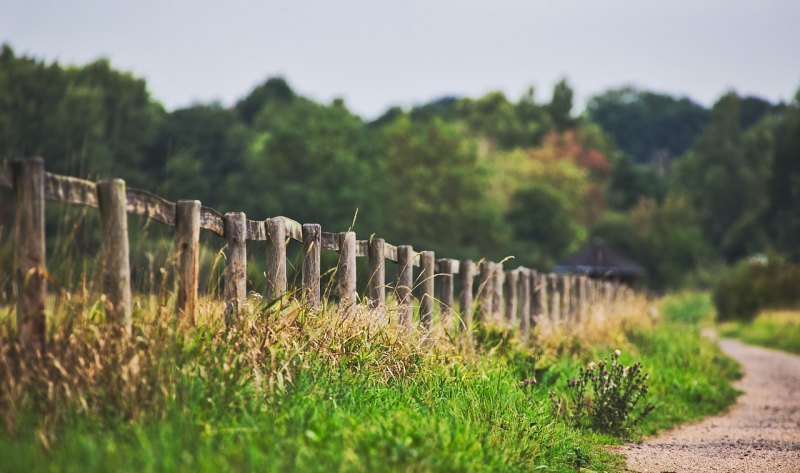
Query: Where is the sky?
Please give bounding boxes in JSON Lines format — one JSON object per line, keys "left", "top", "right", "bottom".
{"left": 2, "top": 0, "right": 799, "bottom": 119}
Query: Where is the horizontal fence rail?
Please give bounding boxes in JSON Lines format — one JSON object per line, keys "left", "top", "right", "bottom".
{"left": 0, "top": 158, "right": 635, "bottom": 353}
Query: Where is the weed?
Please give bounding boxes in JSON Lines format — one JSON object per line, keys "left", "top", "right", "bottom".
{"left": 551, "top": 350, "right": 654, "bottom": 437}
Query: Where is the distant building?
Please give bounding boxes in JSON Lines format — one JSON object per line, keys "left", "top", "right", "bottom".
{"left": 553, "top": 238, "right": 646, "bottom": 287}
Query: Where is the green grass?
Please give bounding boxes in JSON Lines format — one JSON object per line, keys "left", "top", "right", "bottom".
{"left": 0, "top": 295, "right": 740, "bottom": 472}
{"left": 659, "top": 291, "right": 716, "bottom": 325}
{"left": 718, "top": 310, "right": 800, "bottom": 354}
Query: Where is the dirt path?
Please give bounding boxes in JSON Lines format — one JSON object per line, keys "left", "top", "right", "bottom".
{"left": 620, "top": 338, "right": 800, "bottom": 472}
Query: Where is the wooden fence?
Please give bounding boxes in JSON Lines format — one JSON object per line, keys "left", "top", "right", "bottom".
{"left": 0, "top": 158, "right": 633, "bottom": 353}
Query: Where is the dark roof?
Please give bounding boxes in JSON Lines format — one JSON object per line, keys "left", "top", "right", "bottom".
{"left": 553, "top": 238, "right": 646, "bottom": 277}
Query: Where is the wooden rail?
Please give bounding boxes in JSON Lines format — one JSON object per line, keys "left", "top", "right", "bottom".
{"left": 1, "top": 158, "right": 635, "bottom": 353}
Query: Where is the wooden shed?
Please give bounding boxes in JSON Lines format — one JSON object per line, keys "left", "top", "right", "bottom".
{"left": 553, "top": 238, "right": 646, "bottom": 287}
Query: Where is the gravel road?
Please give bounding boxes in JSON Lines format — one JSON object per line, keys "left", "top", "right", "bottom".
{"left": 620, "top": 338, "right": 800, "bottom": 472}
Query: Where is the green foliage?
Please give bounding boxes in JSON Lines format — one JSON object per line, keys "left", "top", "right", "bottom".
{"left": 551, "top": 351, "right": 654, "bottom": 437}
{"left": 587, "top": 86, "right": 709, "bottom": 164}
{"left": 373, "top": 114, "right": 505, "bottom": 257}
{"left": 713, "top": 255, "right": 800, "bottom": 321}
{"left": 766, "top": 89, "right": 800, "bottom": 260}
{"left": 548, "top": 79, "right": 576, "bottom": 132}
{"left": 607, "top": 155, "right": 666, "bottom": 210}
{"left": 660, "top": 292, "right": 715, "bottom": 325}
{"left": 718, "top": 310, "right": 800, "bottom": 355}
{"left": 3, "top": 44, "right": 800, "bottom": 292}
{"left": 0, "top": 295, "right": 743, "bottom": 473}
{"left": 593, "top": 195, "right": 713, "bottom": 289}
{"left": 621, "top": 314, "right": 741, "bottom": 433}
{"left": 507, "top": 183, "right": 582, "bottom": 260}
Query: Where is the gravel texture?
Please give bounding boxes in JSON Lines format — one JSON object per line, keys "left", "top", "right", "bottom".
{"left": 620, "top": 338, "right": 800, "bottom": 472}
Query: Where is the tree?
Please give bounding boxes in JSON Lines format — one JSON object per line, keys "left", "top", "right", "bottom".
{"left": 152, "top": 104, "right": 250, "bottom": 208}
{"left": 767, "top": 89, "right": 800, "bottom": 259}
{"left": 373, "top": 114, "right": 505, "bottom": 257}
{"left": 235, "top": 77, "right": 295, "bottom": 125}
{"left": 506, "top": 183, "right": 582, "bottom": 264}
{"left": 586, "top": 87, "right": 709, "bottom": 165}
{"left": 672, "top": 92, "right": 763, "bottom": 259}
{"left": 548, "top": 79, "right": 575, "bottom": 132}
{"left": 607, "top": 155, "right": 667, "bottom": 210}
{"left": 242, "top": 91, "right": 377, "bottom": 230}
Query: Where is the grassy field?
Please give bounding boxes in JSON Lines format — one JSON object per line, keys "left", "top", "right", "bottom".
{"left": 0, "top": 290, "right": 739, "bottom": 472}
{"left": 718, "top": 310, "right": 800, "bottom": 355}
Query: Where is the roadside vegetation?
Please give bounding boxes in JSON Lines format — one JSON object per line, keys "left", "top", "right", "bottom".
{"left": 0, "top": 287, "right": 739, "bottom": 472}
{"left": 718, "top": 311, "right": 800, "bottom": 355}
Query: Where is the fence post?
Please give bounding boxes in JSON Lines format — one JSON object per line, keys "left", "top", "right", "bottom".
{"left": 97, "top": 178, "right": 132, "bottom": 329}
{"left": 492, "top": 265, "right": 504, "bottom": 319}
{"left": 397, "top": 245, "right": 415, "bottom": 325}
{"left": 175, "top": 200, "right": 200, "bottom": 325}
{"left": 224, "top": 212, "right": 246, "bottom": 325}
{"left": 368, "top": 237, "right": 385, "bottom": 309}
{"left": 458, "top": 260, "right": 475, "bottom": 331}
{"left": 302, "top": 224, "right": 321, "bottom": 309}
{"left": 518, "top": 269, "right": 531, "bottom": 335}
{"left": 419, "top": 251, "right": 435, "bottom": 330}
{"left": 13, "top": 158, "right": 47, "bottom": 353}
{"left": 265, "top": 218, "right": 287, "bottom": 303}
{"left": 562, "top": 275, "right": 572, "bottom": 322}
{"left": 437, "top": 259, "right": 455, "bottom": 330}
{"left": 477, "top": 261, "right": 494, "bottom": 322}
{"left": 338, "top": 231, "right": 357, "bottom": 309}
{"left": 548, "top": 273, "right": 559, "bottom": 321}
{"left": 577, "top": 275, "right": 587, "bottom": 322}
{"left": 533, "top": 271, "right": 545, "bottom": 325}
{"left": 504, "top": 269, "right": 518, "bottom": 323}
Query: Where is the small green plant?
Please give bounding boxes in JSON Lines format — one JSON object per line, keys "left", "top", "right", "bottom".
{"left": 551, "top": 350, "right": 654, "bottom": 437}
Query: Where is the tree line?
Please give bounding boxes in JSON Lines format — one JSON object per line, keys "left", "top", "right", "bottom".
{"left": 1, "top": 44, "right": 798, "bottom": 290}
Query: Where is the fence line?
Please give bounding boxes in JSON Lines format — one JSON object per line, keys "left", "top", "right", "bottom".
{"left": 0, "top": 158, "right": 635, "bottom": 353}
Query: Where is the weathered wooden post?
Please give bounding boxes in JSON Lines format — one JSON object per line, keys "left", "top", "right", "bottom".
{"left": 577, "top": 275, "right": 587, "bottom": 322}
{"left": 458, "top": 260, "right": 475, "bottom": 331}
{"left": 97, "top": 178, "right": 132, "bottom": 329}
{"left": 302, "top": 224, "right": 321, "bottom": 309}
{"left": 265, "top": 218, "right": 287, "bottom": 303}
{"left": 338, "top": 231, "right": 357, "bottom": 308}
{"left": 562, "top": 275, "right": 572, "bottom": 321}
{"left": 368, "top": 237, "right": 385, "bottom": 309}
{"left": 518, "top": 269, "right": 531, "bottom": 335}
{"left": 175, "top": 200, "right": 200, "bottom": 325}
{"left": 504, "top": 269, "right": 518, "bottom": 323}
{"left": 419, "top": 251, "right": 435, "bottom": 330}
{"left": 396, "top": 245, "right": 415, "bottom": 325}
{"left": 223, "top": 212, "right": 247, "bottom": 325}
{"left": 478, "top": 261, "right": 494, "bottom": 322}
{"left": 437, "top": 259, "right": 455, "bottom": 329}
{"left": 533, "top": 270, "right": 546, "bottom": 325}
{"left": 13, "top": 158, "right": 47, "bottom": 352}
{"left": 548, "top": 273, "right": 559, "bottom": 321}
{"left": 492, "top": 265, "right": 504, "bottom": 319}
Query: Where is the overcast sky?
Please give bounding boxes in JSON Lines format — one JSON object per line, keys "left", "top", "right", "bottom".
{"left": 2, "top": 0, "right": 799, "bottom": 119}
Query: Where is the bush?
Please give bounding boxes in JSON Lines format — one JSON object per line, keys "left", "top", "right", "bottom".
{"left": 550, "top": 350, "right": 654, "bottom": 437}
{"left": 713, "top": 255, "right": 800, "bottom": 321}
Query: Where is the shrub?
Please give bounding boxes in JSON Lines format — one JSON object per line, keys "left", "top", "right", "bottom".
{"left": 713, "top": 255, "right": 800, "bottom": 321}
{"left": 550, "top": 350, "right": 654, "bottom": 437}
